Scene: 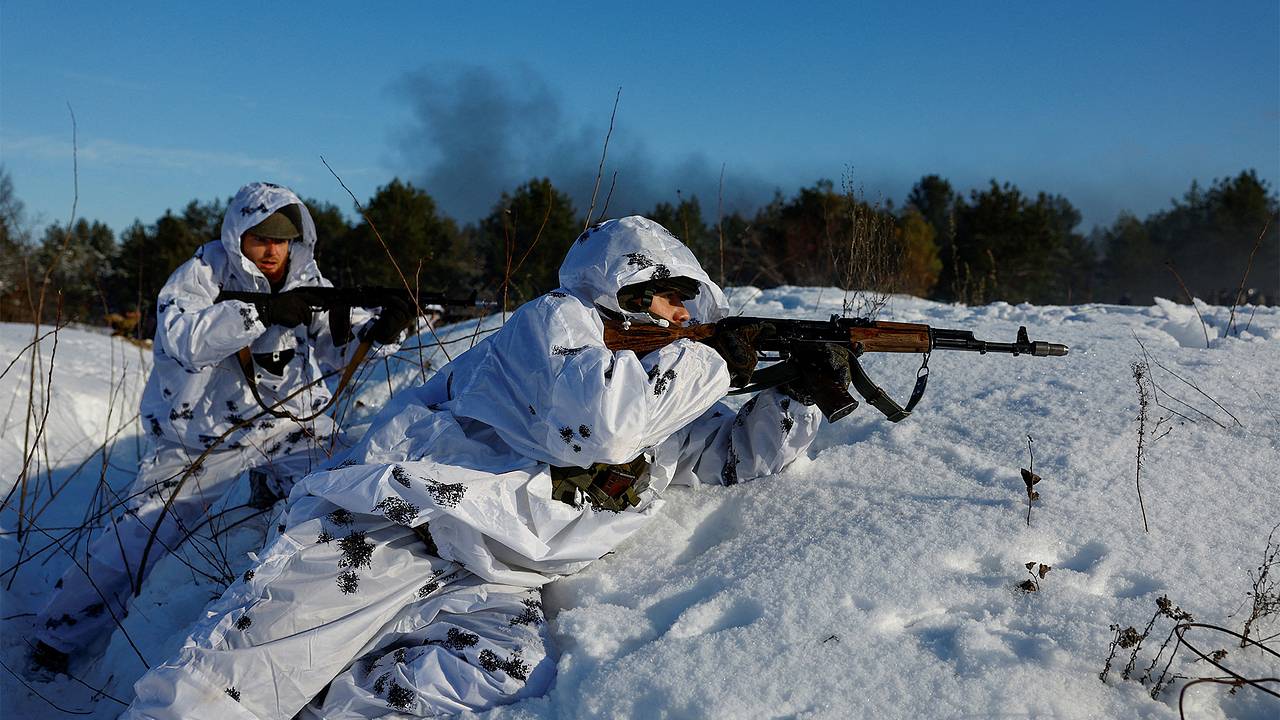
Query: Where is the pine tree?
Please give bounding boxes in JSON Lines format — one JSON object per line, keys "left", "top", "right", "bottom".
{"left": 477, "top": 178, "right": 580, "bottom": 308}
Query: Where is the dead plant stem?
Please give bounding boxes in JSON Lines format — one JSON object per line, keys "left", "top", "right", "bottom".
{"left": 1164, "top": 262, "right": 1210, "bottom": 348}
{"left": 584, "top": 87, "right": 620, "bottom": 230}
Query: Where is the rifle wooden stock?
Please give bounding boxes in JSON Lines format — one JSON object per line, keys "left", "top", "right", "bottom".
{"left": 601, "top": 320, "right": 716, "bottom": 355}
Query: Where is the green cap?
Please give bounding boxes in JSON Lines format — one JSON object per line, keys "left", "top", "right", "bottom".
{"left": 246, "top": 210, "right": 301, "bottom": 240}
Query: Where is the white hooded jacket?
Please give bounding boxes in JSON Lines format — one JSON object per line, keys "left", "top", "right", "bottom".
{"left": 138, "top": 182, "right": 369, "bottom": 452}
{"left": 291, "top": 216, "right": 822, "bottom": 588}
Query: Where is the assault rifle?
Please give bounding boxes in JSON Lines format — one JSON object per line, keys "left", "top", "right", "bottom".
{"left": 216, "top": 286, "right": 495, "bottom": 344}
{"left": 603, "top": 315, "right": 1068, "bottom": 423}
{"left": 215, "top": 286, "right": 493, "bottom": 422}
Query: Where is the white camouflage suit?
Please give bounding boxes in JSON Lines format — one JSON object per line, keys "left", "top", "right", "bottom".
{"left": 123, "top": 216, "right": 823, "bottom": 719}
{"left": 38, "top": 182, "right": 380, "bottom": 655}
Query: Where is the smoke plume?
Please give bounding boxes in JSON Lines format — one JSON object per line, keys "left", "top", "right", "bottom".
{"left": 393, "top": 65, "right": 776, "bottom": 224}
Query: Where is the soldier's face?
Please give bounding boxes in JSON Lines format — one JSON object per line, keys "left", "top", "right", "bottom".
{"left": 648, "top": 291, "right": 691, "bottom": 324}
{"left": 241, "top": 233, "right": 291, "bottom": 283}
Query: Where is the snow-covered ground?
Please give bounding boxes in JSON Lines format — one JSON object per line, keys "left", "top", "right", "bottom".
{"left": 2, "top": 290, "right": 1277, "bottom": 719}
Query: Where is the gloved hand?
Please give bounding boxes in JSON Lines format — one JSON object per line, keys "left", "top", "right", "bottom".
{"left": 361, "top": 295, "right": 418, "bottom": 345}
{"left": 705, "top": 322, "right": 771, "bottom": 386}
{"left": 780, "top": 343, "right": 853, "bottom": 406}
{"left": 253, "top": 292, "right": 312, "bottom": 329}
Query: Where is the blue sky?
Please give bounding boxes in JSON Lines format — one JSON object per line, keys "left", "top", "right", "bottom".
{"left": 2, "top": 1, "right": 1276, "bottom": 238}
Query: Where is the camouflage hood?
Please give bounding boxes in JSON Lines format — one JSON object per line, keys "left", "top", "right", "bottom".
{"left": 219, "top": 182, "right": 319, "bottom": 291}
{"left": 557, "top": 216, "right": 729, "bottom": 324}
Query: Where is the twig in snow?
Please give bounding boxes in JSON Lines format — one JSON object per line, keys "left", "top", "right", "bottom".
{"left": 1163, "top": 261, "right": 1210, "bottom": 348}
{"left": 1018, "top": 561, "right": 1051, "bottom": 593}
{"left": 1239, "top": 522, "right": 1280, "bottom": 648}
{"left": 1131, "top": 332, "right": 1232, "bottom": 429}
{"left": 1226, "top": 219, "right": 1270, "bottom": 336}
{"left": 1146, "top": 355, "right": 1241, "bottom": 428}
{"left": 1131, "top": 361, "right": 1153, "bottom": 533}
{"left": 1020, "top": 434, "right": 1040, "bottom": 526}
{"left": 1100, "top": 624, "right": 1142, "bottom": 683}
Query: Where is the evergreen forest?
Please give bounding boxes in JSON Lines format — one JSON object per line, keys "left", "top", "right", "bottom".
{"left": 1, "top": 166, "right": 1275, "bottom": 337}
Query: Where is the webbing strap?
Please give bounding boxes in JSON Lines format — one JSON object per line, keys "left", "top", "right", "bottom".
{"left": 848, "top": 353, "right": 930, "bottom": 423}
{"left": 235, "top": 339, "right": 373, "bottom": 422}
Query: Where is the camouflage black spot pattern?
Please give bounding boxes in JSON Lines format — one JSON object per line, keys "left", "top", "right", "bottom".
{"left": 653, "top": 368, "right": 676, "bottom": 396}
{"left": 478, "top": 648, "right": 530, "bottom": 681}
{"left": 509, "top": 597, "right": 545, "bottom": 627}
{"left": 624, "top": 252, "right": 654, "bottom": 269}
{"left": 337, "top": 570, "right": 359, "bottom": 594}
{"left": 436, "top": 627, "right": 480, "bottom": 651}
{"left": 721, "top": 435, "right": 740, "bottom": 485}
{"left": 425, "top": 480, "right": 467, "bottom": 508}
{"left": 373, "top": 496, "right": 420, "bottom": 525}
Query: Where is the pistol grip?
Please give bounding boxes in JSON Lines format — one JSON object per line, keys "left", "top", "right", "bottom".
{"left": 810, "top": 375, "right": 859, "bottom": 422}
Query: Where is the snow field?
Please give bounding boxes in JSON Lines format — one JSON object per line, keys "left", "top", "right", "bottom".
{"left": 2, "top": 290, "right": 1277, "bottom": 719}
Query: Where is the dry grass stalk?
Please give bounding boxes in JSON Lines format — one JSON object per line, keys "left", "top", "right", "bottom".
{"left": 1131, "top": 360, "right": 1155, "bottom": 532}
{"left": 1225, "top": 219, "right": 1270, "bottom": 336}
{"left": 1239, "top": 522, "right": 1280, "bottom": 647}
{"left": 835, "top": 175, "right": 898, "bottom": 320}
{"left": 717, "top": 163, "right": 726, "bottom": 287}
{"left": 1020, "top": 434, "right": 1041, "bottom": 526}
{"left": 1132, "top": 332, "right": 1240, "bottom": 429}
{"left": 321, "top": 155, "right": 455, "bottom": 365}
{"left": 1163, "top": 261, "right": 1210, "bottom": 348}
{"left": 583, "top": 87, "right": 621, "bottom": 230}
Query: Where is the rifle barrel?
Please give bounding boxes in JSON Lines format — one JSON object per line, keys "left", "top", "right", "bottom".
{"left": 931, "top": 327, "right": 1068, "bottom": 356}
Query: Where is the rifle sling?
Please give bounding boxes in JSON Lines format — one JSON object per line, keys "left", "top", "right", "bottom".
{"left": 848, "top": 353, "right": 930, "bottom": 423}
{"left": 235, "top": 339, "right": 373, "bottom": 422}
{"left": 731, "top": 353, "right": 930, "bottom": 423}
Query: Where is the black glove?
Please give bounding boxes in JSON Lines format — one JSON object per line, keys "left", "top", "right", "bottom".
{"left": 705, "top": 322, "right": 770, "bottom": 386}
{"left": 253, "top": 292, "right": 312, "bottom": 329}
{"left": 361, "top": 295, "right": 417, "bottom": 345}
{"left": 780, "top": 344, "right": 853, "bottom": 406}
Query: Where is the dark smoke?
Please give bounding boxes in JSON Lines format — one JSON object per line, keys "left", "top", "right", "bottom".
{"left": 393, "top": 65, "right": 778, "bottom": 224}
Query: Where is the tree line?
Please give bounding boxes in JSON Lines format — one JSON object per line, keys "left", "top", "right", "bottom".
{"left": 1, "top": 165, "right": 1275, "bottom": 334}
